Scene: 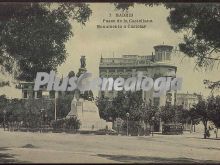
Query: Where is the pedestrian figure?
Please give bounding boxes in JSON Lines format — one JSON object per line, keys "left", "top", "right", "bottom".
{"left": 3, "top": 122, "right": 5, "bottom": 131}
{"left": 214, "top": 128, "right": 218, "bottom": 138}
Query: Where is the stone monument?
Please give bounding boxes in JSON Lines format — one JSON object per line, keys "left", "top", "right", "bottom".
{"left": 66, "top": 56, "right": 112, "bottom": 131}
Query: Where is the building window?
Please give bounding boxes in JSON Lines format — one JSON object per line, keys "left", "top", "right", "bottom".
{"left": 32, "top": 91, "right": 35, "bottom": 98}
{"left": 50, "top": 91, "right": 55, "bottom": 98}
{"left": 166, "top": 93, "right": 172, "bottom": 104}
{"left": 166, "top": 52, "right": 171, "bottom": 60}
{"left": 37, "top": 91, "right": 42, "bottom": 98}
{"left": 58, "top": 91, "right": 62, "bottom": 96}
{"left": 153, "top": 97, "right": 160, "bottom": 106}
{"left": 158, "top": 52, "right": 162, "bottom": 61}
{"left": 76, "top": 102, "right": 82, "bottom": 106}
{"left": 23, "top": 90, "right": 27, "bottom": 98}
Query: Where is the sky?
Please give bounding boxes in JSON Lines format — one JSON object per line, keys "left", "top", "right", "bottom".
{"left": 0, "top": 3, "right": 220, "bottom": 98}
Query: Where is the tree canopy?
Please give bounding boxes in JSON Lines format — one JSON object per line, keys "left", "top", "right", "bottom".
{"left": 0, "top": 3, "right": 92, "bottom": 81}
{"left": 166, "top": 3, "right": 220, "bottom": 69}
{"left": 115, "top": 3, "right": 220, "bottom": 68}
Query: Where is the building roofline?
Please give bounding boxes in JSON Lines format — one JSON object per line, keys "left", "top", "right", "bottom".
{"left": 153, "top": 45, "right": 173, "bottom": 49}
{"left": 99, "top": 64, "right": 177, "bottom": 70}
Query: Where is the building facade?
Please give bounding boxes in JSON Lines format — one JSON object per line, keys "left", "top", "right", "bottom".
{"left": 18, "top": 82, "right": 56, "bottom": 100}
{"left": 175, "top": 92, "right": 201, "bottom": 131}
{"left": 176, "top": 92, "right": 200, "bottom": 110}
{"left": 99, "top": 45, "right": 177, "bottom": 107}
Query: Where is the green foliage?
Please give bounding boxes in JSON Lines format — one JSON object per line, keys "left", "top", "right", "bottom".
{"left": 160, "top": 105, "right": 176, "bottom": 124}
{"left": 0, "top": 81, "right": 10, "bottom": 87}
{"left": 207, "top": 95, "right": 220, "bottom": 128}
{"left": 114, "top": 3, "right": 159, "bottom": 10}
{"left": 0, "top": 93, "right": 77, "bottom": 128}
{"left": 140, "top": 102, "right": 159, "bottom": 126}
{"left": 0, "top": 94, "right": 8, "bottom": 110}
{"left": 165, "top": 3, "right": 220, "bottom": 69}
{"left": 97, "top": 91, "right": 144, "bottom": 121}
{"left": 58, "top": 3, "right": 92, "bottom": 25}
{"left": 121, "top": 120, "right": 142, "bottom": 135}
{"left": 56, "top": 94, "right": 74, "bottom": 119}
{"left": 175, "top": 105, "right": 191, "bottom": 124}
{"left": 96, "top": 96, "right": 112, "bottom": 121}
{"left": 160, "top": 104, "right": 193, "bottom": 125}
{"left": 51, "top": 118, "right": 65, "bottom": 130}
{"left": 0, "top": 3, "right": 92, "bottom": 81}
{"left": 97, "top": 91, "right": 160, "bottom": 128}
{"left": 51, "top": 117, "right": 81, "bottom": 131}
{"left": 114, "top": 3, "right": 134, "bottom": 10}
{"left": 190, "top": 98, "right": 210, "bottom": 138}
{"left": 113, "top": 3, "right": 220, "bottom": 70}
{"left": 64, "top": 117, "right": 81, "bottom": 130}
{"left": 0, "top": 95, "right": 27, "bottom": 123}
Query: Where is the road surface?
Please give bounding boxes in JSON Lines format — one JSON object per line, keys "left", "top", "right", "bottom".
{"left": 0, "top": 129, "right": 219, "bottom": 163}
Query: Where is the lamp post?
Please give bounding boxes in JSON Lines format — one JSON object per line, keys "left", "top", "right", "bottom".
{"left": 151, "top": 116, "right": 155, "bottom": 136}
{"left": 126, "top": 112, "right": 130, "bottom": 136}
{"left": 3, "top": 109, "right": 6, "bottom": 131}
{"left": 40, "top": 108, "right": 45, "bottom": 132}
{"left": 45, "top": 112, "right": 48, "bottom": 125}
{"left": 54, "top": 92, "right": 57, "bottom": 121}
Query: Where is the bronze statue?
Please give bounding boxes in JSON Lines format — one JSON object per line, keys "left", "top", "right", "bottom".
{"left": 80, "top": 56, "right": 86, "bottom": 68}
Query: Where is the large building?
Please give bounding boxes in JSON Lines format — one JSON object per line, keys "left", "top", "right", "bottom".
{"left": 99, "top": 45, "right": 177, "bottom": 107}
{"left": 175, "top": 92, "right": 201, "bottom": 131}
{"left": 176, "top": 92, "right": 201, "bottom": 109}
{"left": 17, "top": 82, "right": 56, "bottom": 100}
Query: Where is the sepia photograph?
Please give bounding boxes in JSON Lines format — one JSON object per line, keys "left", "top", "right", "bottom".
{"left": 0, "top": 1, "right": 220, "bottom": 164}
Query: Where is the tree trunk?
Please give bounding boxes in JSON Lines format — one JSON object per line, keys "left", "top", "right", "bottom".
{"left": 190, "top": 120, "right": 193, "bottom": 133}
{"left": 204, "top": 122, "right": 207, "bottom": 139}
{"left": 216, "top": 128, "right": 218, "bottom": 138}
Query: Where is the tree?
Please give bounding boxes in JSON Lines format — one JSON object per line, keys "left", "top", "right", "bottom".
{"left": 175, "top": 105, "right": 188, "bottom": 124}
{"left": 114, "top": 3, "right": 134, "bottom": 10}
{"left": 191, "top": 99, "right": 210, "bottom": 139}
{"left": 141, "top": 103, "right": 159, "bottom": 131}
{"left": 164, "top": 4, "right": 220, "bottom": 94}
{"left": 188, "top": 107, "right": 201, "bottom": 132}
{"left": 114, "top": 3, "right": 220, "bottom": 90}
{"left": 96, "top": 91, "right": 143, "bottom": 121}
{"left": 0, "top": 95, "right": 9, "bottom": 123}
{"left": 207, "top": 95, "right": 220, "bottom": 138}
{"left": 115, "top": 3, "right": 220, "bottom": 67}
{"left": 51, "top": 117, "right": 80, "bottom": 132}
{"left": 160, "top": 105, "right": 176, "bottom": 124}
{"left": 0, "top": 3, "right": 92, "bottom": 81}
{"left": 165, "top": 4, "right": 220, "bottom": 68}
{"left": 96, "top": 96, "right": 112, "bottom": 121}
{"left": 56, "top": 94, "right": 74, "bottom": 119}
{"left": 65, "top": 117, "right": 81, "bottom": 131}
{"left": 96, "top": 91, "right": 127, "bottom": 121}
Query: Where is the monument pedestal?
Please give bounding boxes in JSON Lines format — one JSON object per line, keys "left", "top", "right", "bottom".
{"left": 66, "top": 56, "right": 112, "bottom": 130}
{"left": 66, "top": 98, "right": 112, "bottom": 131}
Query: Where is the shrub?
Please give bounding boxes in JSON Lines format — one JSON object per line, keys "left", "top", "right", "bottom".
{"left": 51, "top": 117, "right": 81, "bottom": 132}
{"left": 65, "top": 117, "right": 81, "bottom": 131}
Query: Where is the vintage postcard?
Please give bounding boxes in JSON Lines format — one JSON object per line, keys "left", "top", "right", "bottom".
{"left": 0, "top": 1, "right": 220, "bottom": 164}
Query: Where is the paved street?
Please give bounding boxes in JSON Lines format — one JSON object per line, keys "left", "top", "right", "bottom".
{"left": 0, "top": 129, "right": 220, "bottom": 163}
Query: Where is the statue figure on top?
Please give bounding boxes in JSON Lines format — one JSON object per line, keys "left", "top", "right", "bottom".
{"left": 80, "top": 55, "right": 86, "bottom": 68}
{"left": 77, "top": 56, "right": 87, "bottom": 78}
